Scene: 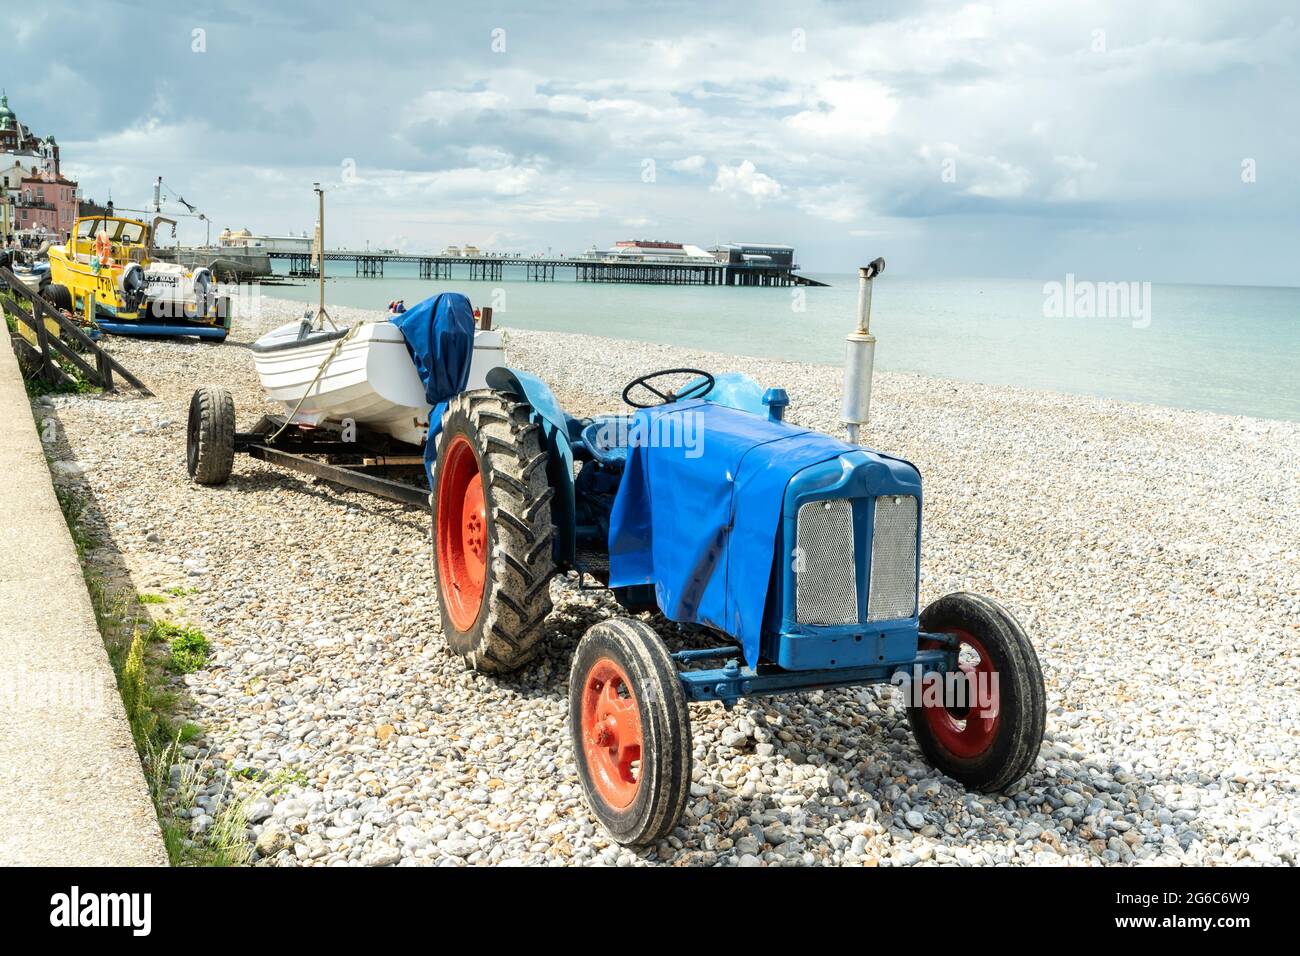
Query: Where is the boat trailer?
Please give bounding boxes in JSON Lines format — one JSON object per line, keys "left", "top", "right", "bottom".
{"left": 239, "top": 421, "right": 431, "bottom": 509}
{"left": 187, "top": 387, "right": 431, "bottom": 511}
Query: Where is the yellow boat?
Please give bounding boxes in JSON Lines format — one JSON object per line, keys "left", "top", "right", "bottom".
{"left": 44, "top": 215, "right": 232, "bottom": 341}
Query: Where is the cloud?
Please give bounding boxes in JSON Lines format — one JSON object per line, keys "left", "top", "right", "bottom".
{"left": 508, "top": 197, "right": 603, "bottom": 222}
{"left": 711, "top": 160, "right": 782, "bottom": 203}
{"left": 963, "top": 157, "right": 1033, "bottom": 200}
{"left": 334, "top": 165, "right": 543, "bottom": 201}
{"left": 5, "top": 0, "right": 1296, "bottom": 279}
{"left": 784, "top": 79, "right": 898, "bottom": 142}
{"left": 1049, "top": 153, "right": 1100, "bottom": 201}
{"left": 796, "top": 183, "right": 867, "bottom": 223}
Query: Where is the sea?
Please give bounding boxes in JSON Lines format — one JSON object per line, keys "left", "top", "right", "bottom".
{"left": 259, "top": 266, "right": 1300, "bottom": 423}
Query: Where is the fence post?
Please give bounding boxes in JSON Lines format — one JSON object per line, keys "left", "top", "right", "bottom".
{"left": 34, "top": 298, "right": 51, "bottom": 371}
{"left": 97, "top": 350, "right": 113, "bottom": 391}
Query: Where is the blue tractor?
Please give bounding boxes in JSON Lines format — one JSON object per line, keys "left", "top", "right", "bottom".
{"left": 432, "top": 361, "right": 1047, "bottom": 845}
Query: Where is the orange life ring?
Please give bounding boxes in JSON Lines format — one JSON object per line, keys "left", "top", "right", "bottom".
{"left": 95, "top": 231, "right": 114, "bottom": 267}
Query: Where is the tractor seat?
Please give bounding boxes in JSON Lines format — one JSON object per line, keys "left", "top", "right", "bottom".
{"left": 579, "top": 415, "right": 636, "bottom": 465}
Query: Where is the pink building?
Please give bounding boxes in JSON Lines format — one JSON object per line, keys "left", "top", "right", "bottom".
{"left": 16, "top": 169, "right": 78, "bottom": 238}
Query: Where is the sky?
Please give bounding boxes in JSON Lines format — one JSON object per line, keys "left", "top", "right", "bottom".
{"left": 5, "top": 0, "right": 1298, "bottom": 283}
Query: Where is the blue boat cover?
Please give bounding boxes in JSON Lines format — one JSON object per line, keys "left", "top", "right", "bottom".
{"left": 608, "top": 399, "right": 855, "bottom": 665}
{"left": 389, "top": 292, "right": 476, "bottom": 482}
{"left": 690, "top": 371, "right": 768, "bottom": 416}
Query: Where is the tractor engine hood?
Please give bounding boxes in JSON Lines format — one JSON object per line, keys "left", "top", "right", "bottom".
{"left": 608, "top": 399, "right": 919, "bottom": 666}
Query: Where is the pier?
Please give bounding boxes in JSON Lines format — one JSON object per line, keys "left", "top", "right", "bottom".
{"left": 260, "top": 249, "right": 825, "bottom": 286}
{"left": 575, "top": 261, "right": 721, "bottom": 284}
{"left": 179, "top": 243, "right": 827, "bottom": 286}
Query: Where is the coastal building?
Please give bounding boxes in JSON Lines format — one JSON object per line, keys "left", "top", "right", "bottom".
{"left": 218, "top": 227, "right": 313, "bottom": 254}
{"left": 587, "top": 239, "right": 716, "bottom": 264}
{"left": 1, "top": 159, "right": 21, "bottom": 241}
{"left": 78, "top": 196, "right": 114, "bottom": 219}
{"left": 0, "top": 92, "right": 61, "bottom": 175}
{"left": 2, "top": 159, "right": 80, "bottom": 241}
{"left": 15, "top": 169, "right": 78, "bottom": 237}
{"left": 0, "top": 160, "right": 25, "bottom": 196}
{"left": 708, "top": 243, "right": 797, "bottom": 268}
{"left": 0, "top": 93, "right": 79, "bottom": 242}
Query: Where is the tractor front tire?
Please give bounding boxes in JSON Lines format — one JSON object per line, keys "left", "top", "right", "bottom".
{"left": 432, "top": 389, "right": 555, "bottom": 673}
{"left": 906, "top": 592, "right": 1045, "bottom": 792}
{"left": 187, "top": 386, "right": 235, "bottom": 485}
{"left": 569, "top": 618, "right": 692, "bottom": 846}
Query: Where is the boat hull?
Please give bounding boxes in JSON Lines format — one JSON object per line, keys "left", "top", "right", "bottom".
{"left": 46, "top": 246, "right": 232, "bottom": 337}
{"left": 252, "top": 320, "right": 505, "bottom": 446}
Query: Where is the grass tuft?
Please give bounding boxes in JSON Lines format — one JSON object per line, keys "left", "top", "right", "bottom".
{"left": 148, "top": 621, "right": 212, "bottom": 674}
{"left": 50, "top": 482, "right": 251, "bottom": 865}
{"left": 178, "top": 721, "right": 204, "bottom": 744}
{"left": 121, "top": 631, "right": 150, "bottom": 732}
{"left": 54, "top": 486, "right": 97, "bottom": 559}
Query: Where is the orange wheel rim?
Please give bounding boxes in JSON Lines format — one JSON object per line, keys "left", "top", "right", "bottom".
{"left": 580, "top": 658, "right": 643, "bottom": 810}
{"left": 919, "top": 629, "right": 1001, "bottom": 758}
{"left": 436, "top": 434, "right": 487, "bottom": 631}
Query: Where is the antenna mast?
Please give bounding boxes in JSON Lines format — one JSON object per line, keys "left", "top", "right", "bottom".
{"left": 313, "top": 183, "right": 334, "bottom": 330}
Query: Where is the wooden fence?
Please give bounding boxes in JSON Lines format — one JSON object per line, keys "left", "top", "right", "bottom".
{"left": 0, "top": 265, "right": 151, "bottom": 395}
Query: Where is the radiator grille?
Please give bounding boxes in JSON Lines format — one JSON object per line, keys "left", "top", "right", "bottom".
{"left": 867, "top": 495, "right": 919, "bottom": 621}
{"left": 795, "top": 498, "right": 857, "bottom": 625}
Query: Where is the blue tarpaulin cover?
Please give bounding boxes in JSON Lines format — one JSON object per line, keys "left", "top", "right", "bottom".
{"left": 692, "top": 372, "right": 768, "bottom": 416}
{"left": 389, "top": 292, "right": 476, "bottom": 482}
{"left": 608, "top": 399, "right": 856, "bottom": 665}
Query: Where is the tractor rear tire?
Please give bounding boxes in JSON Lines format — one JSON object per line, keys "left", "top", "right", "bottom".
{"left": 569, "top": 618, "right": 692, "bottom": 846}
{"left": 906, "top": 592, "right": 1045, "bottom": 792}
{"left": 432, "top": 389, "right": 555, "bottom": 673}
{"left": 45, "top": 283, "right": 72, "bottom": 313}
{"left": 187, "top": 386, "right": 235, "bottom": 485}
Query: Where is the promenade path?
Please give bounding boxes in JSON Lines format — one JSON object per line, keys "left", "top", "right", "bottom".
{"left": 0, "top": 319, "right": 166, "bottom": 865}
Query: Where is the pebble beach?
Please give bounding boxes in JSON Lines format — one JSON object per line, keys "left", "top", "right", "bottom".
{"left": 34, "top": 293, "right": 1300, "bottom": 867}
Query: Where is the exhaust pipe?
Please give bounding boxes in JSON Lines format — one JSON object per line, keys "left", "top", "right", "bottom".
{"left": 842, "top": 257, "right": 884, "bottom": 443}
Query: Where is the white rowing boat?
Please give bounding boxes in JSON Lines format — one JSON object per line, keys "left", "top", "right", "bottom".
{"left": 251, "top": 317, "right": 505, "bottom": 446}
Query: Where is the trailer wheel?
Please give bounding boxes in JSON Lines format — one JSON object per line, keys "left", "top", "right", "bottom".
{"left": 432, "top": 389, "right": 555, "bottom": 672}
{"left": 907, "top": 592, "right": 1045, "bottom": 792}
{"left": 45, "top": 283, "right": 72, "bottom": 313}
{"left": 569, "top": 618, "right": 692, "bottom": 846}
{"left": 187, "top": 386, "right": 235, "bottom": 485}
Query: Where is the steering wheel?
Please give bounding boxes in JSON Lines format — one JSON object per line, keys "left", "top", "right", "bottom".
{"left": 621, "top": 367, "right": 716, "bottom": 408}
